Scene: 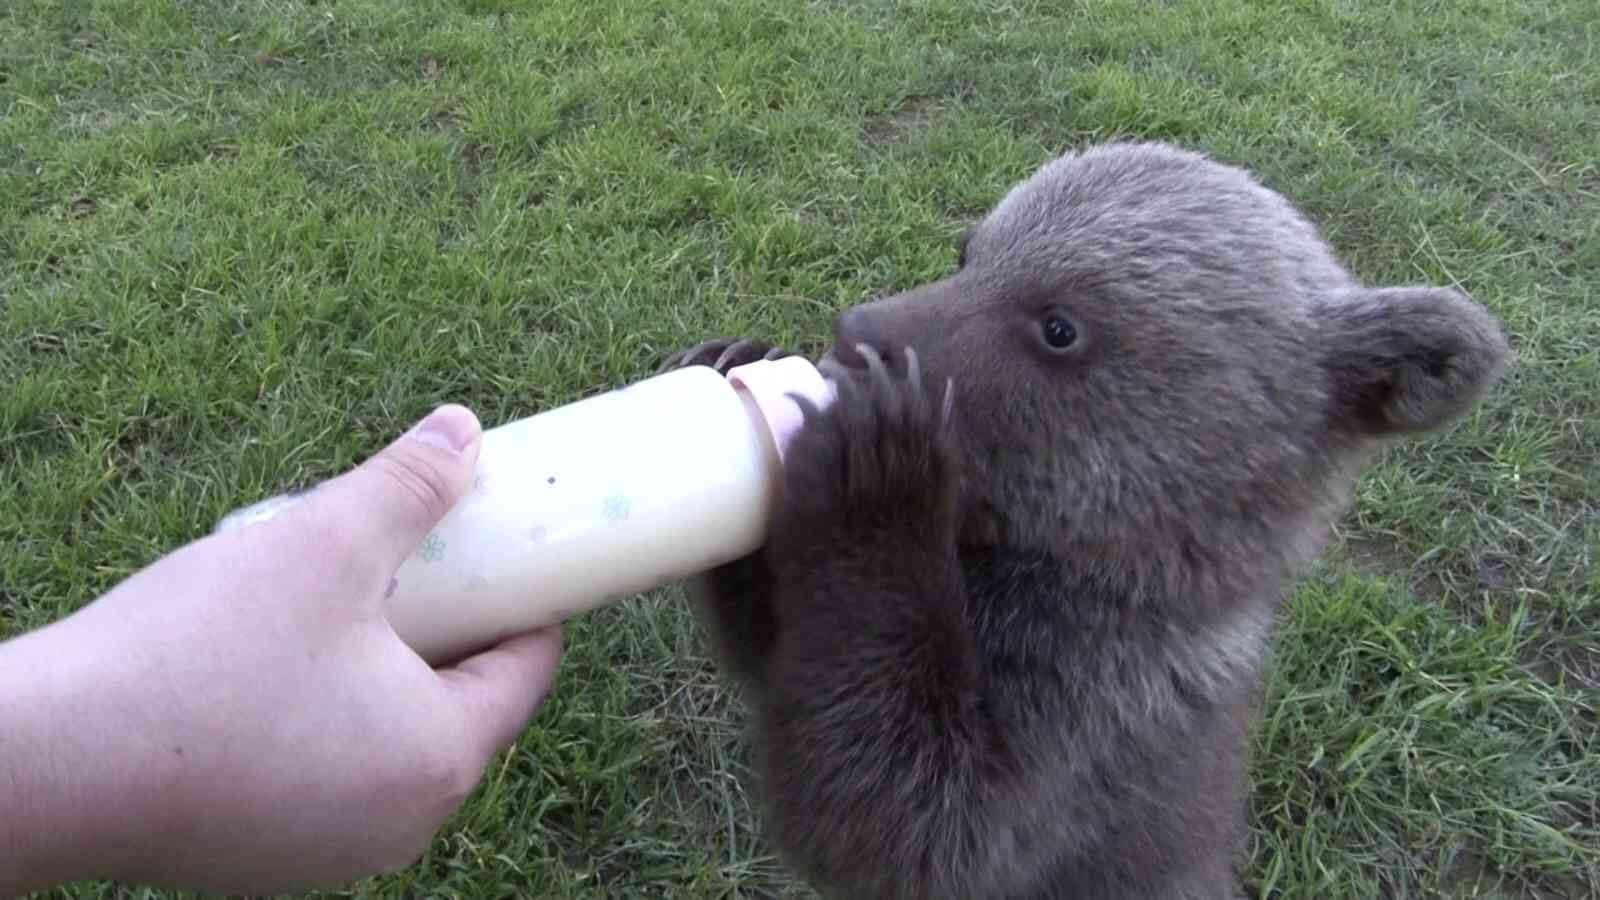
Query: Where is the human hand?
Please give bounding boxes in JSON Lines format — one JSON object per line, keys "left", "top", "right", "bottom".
{"left": 0, "top": 405, "right": 562, "bottom": 896}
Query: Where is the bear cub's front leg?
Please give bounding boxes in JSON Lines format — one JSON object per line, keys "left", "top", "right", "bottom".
{"left": 773, "top": 345, "right": 960, "bottom": 570}
{"left": 754, "top": 347, "right": 982, "bottom": 898}
{"left": 659, "top": 337, "right": 795, "bottom": 688}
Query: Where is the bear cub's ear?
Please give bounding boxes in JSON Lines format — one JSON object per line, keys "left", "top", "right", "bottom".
{"left": 1319, "top": 286, "right": 1511, "bottom": 437}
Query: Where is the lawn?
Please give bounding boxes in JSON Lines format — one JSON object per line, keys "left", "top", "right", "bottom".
{"left": 2, "top": 0, "right": 1596, "bottom": 897}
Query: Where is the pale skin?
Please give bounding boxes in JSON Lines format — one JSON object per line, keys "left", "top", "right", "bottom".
{"left": 0, "top": 404, "right": 563, "bottom": 897}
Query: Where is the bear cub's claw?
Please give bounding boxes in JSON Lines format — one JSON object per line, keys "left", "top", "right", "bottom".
{"left": 660, "top": 338, "right": 793, "bottom": 376}
{"left": 782, "top": 344, "right": 959, "bottom": 538}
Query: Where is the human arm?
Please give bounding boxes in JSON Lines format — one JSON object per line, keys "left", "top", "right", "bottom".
{"left": 0, "top": 404, "right": 562, "bottom": 897}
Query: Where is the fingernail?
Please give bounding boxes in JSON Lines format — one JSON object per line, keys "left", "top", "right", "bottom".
{"left": 410, "top": 404, "right": 480, "bottom": 454}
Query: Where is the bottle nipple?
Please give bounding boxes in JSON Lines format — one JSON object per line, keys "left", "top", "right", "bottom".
{"left": 725, "top": 356, "right": 836, "bottom": 460}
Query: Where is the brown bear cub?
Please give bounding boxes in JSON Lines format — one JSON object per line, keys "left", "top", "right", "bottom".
{"left": 661, "top": 141, "right": 1509, "bottom": 899}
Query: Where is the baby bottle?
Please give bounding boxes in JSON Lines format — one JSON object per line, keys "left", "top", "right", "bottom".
{"left": 216, "top": 356, "right": 834, "bottom": 665}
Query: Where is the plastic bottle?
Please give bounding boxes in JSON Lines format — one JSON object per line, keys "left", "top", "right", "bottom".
{"left": 216, "top": 356, "right": 835, "bottom": 665}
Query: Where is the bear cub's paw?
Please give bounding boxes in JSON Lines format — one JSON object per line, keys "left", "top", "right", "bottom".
{"left": 782, "top": 344, "right": 959, "bottom": 540}
{"left": 659, "top": 338, "right": 793, "bottom": 375}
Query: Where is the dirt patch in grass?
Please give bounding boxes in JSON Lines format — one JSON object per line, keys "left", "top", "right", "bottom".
{"left": 861, "top": 83, "right": 974, "bottom": 147}
{"left": 1335, "top": 533, "right": 1449, "bottom": 603}
{"left": 1439, "top": 850, "right": 1594, "bottom": 900}
{"left": 862, "top": 96, "right": 939, "bottom": 146}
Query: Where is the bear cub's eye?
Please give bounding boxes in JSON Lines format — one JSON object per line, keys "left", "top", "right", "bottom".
{"left": 1041, "top": 314, "right": 1078, "bottom": 350}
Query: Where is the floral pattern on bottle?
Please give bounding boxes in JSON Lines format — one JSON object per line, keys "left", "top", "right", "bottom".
{"left": 602, "top": 494, "right": 631, "bottom": 522}
{"left": 418, "top": 532, "right": 447, "bottom": 562}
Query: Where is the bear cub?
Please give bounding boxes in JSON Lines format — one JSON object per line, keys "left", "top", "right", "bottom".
{"left": 661, "top": 140, "right": 1509, "bottom": 899}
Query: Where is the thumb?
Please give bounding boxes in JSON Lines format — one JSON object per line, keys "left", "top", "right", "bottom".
{"left": 300, "top": 404, "right": 484, "bottom": 585}
{"left": 438, "top": 626, "right": 563, "bottom": 761}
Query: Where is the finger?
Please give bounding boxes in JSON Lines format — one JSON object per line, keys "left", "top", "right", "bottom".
{"left": 438, "top": 626, "right": 564, "bottom": 760}
{"left": 297, "top": 404, "right": 484, "bottom": 585}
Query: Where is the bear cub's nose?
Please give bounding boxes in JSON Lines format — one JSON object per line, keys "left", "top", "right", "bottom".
{"left": 829, "top": 306, "right": 904, "bottom": 372}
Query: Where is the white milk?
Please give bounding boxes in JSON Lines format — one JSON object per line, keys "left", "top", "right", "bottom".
{"left": 216, "top": 357, "right": 834, "bottom": 665}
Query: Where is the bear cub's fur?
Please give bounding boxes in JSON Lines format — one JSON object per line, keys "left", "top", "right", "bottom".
{"left": 661, "top": 141, "right": 1509, "bottom": 899}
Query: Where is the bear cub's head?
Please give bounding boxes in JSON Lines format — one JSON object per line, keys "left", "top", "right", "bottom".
{"left": 821, "top": 141, "right": 1509, "bottom": 602}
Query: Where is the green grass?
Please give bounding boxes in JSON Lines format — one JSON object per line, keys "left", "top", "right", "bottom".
{"left": 3, "top": 0, "right": 1596, "bottom": 896}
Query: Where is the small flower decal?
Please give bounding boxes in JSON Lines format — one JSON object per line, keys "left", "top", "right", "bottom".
{"left": 418, "top": 532, "right": 446, "bottom": 562}
{"left": 601, "top": 494, "right": 631, "bottom": 522}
